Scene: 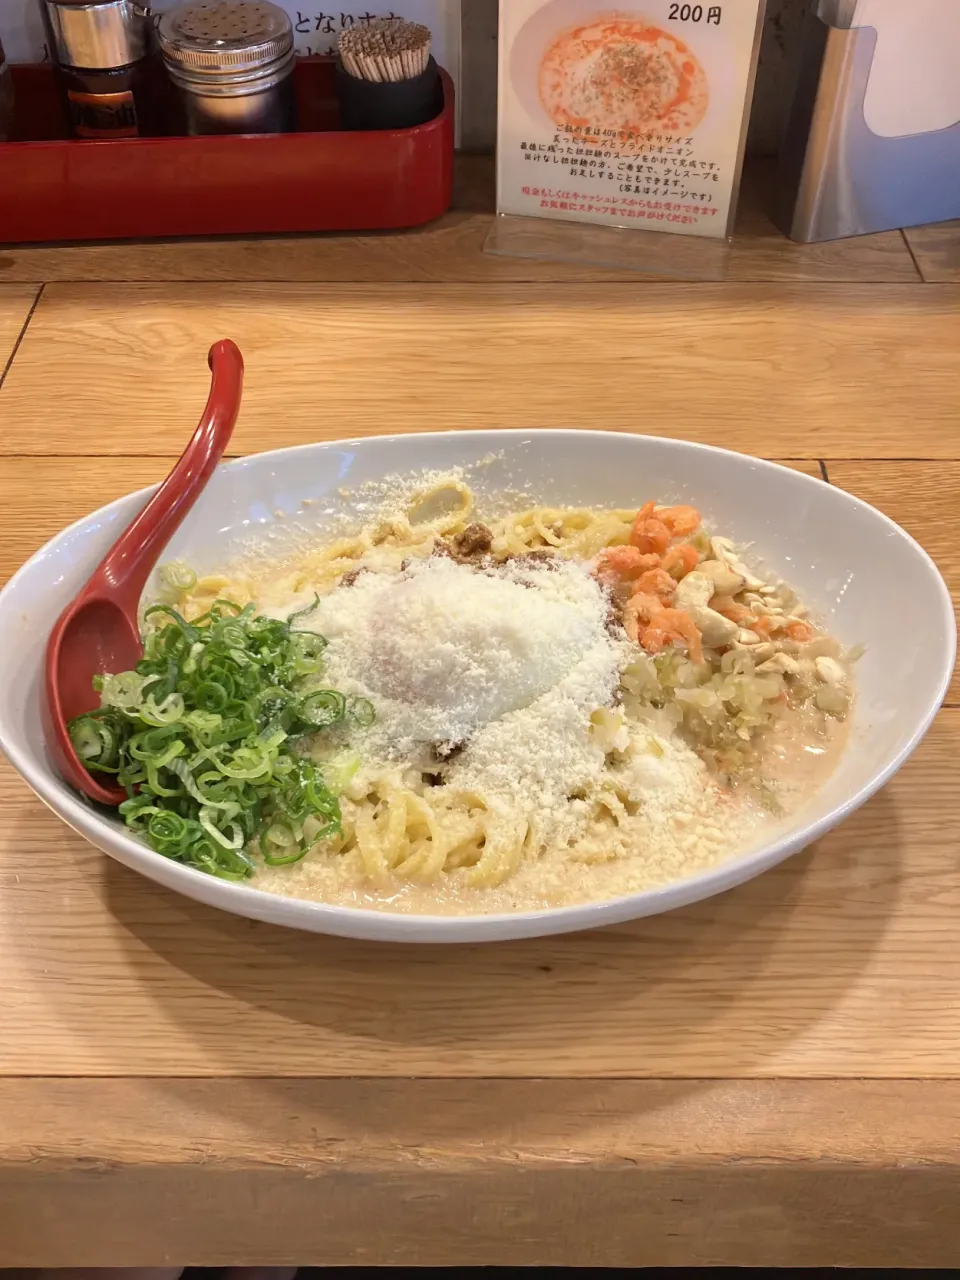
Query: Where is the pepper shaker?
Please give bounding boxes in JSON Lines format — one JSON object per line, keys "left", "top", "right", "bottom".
{"left": 158, "top": 1, "right": 296, "bottom": 136}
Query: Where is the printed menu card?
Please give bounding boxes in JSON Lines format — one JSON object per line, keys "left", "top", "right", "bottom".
{"left": 498, "top": 1, "right": 766, "bottom": 240}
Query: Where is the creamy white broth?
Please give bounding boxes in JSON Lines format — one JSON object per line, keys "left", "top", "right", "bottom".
{"left": 155, "top": 482, "right": 856, "bottom": 915}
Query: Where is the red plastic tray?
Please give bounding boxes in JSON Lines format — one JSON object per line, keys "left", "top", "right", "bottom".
{"left": 0, "top": 57, "right": 454, "bottom": 244}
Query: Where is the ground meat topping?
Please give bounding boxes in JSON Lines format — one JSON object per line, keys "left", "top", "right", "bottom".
{"left": 451, "top": 523, "right": 494, "bottom": 557}
{"left": 605, "top": 595, "right": 626, "bottom": 637}
{"left": 497, "top": 548, "right": 559, "bottom": 570}
{"left": 433, "top": 523, "right": 495, "bottom": 567}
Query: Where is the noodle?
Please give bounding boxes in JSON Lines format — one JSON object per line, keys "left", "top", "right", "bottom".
{"left": 170, "top": 480, "right": 854, "bottom": 909}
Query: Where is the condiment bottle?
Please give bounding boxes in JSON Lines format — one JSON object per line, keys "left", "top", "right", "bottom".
{"left": 158, "top": 1, "right": 296, "bottom": 137}
{"left": 0, "top": 37, "right": 14, "bottom": 141}
{"left": 40, "top": 0, "right": 165, "bottom": 139}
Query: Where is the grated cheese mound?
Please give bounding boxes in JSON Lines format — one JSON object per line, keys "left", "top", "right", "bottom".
{"left": 291, "top": 555, "right": 630, "bottom": 856}
{"left": 318, "top": 557, "right": 604, "bottom": 745}
{"left": 449, "top": 601, "right": 626, "bottom": 840}
{"left": 306, "top": 556, "right": 623, "bottom": 773}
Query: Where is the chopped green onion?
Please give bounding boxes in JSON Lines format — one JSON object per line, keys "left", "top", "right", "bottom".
{"left": 324, "top": 750, "right": 361, "bottom": 794}
{"left": 68, "top": 713, "right": 121, "bottom": 772}
{"left": 140, "top": 692, "right": 185, "bottom": 726}
{"left": 290, "top": 631, "right": 327, "bottom": 675}
{"left": 99, "top": 671, "right": 159, "bottom": 710}
{"left": 69, "top": 594, "right": 375, "bottom": 881}
{"left": 143, "top": 604, "right": 199, "bottom": 641}
{"left": 287, "top": 594, "right": 321, "bottom": 625}
{"left": 298, "top": 690, "right": 346, "bottom": 728}
{"left": 159, "top": 562, "right": 198, "bottom": 593}
{"left": 261, "top": 821, "right": 307, "bottom": 866}
{"left": 69, "top": 717, "right": 103, "bottom": 761}
{"left": 347, "top": 696, "right": 376, "bottom": 728}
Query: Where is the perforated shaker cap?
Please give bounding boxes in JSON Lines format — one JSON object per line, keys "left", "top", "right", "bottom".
{"left": 158, "top": 1, "right": 293, "bottom": 76}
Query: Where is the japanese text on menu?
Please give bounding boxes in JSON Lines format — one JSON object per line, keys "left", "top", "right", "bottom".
{"left": 519, "top": 124, "right": 722, "bottom": 229}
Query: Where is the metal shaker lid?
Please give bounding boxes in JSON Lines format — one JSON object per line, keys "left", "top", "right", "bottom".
{"left": 42, "top": 0, "right": 150, "bottom": 71}
{"left": 158, "top": 1, "right": 293, "bottom": 76}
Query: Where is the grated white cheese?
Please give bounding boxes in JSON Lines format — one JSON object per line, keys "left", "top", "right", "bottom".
{"left": 450, "top": 606, "right": 627, "bottom": 840}
{"left": 316, "top": 557, "right": 603, "bottom": 744}
{"left": 283, "top": 555, "right": 628, "bottom": 835}
{"left": 623, "top": 732, "right": 707, "bottom": 812}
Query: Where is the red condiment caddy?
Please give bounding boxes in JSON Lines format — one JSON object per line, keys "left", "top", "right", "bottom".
{"left": 0, "top": 56, "right": 454, "bottom": 244}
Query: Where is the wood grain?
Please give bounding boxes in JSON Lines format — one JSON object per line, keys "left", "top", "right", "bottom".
{"left": 3, "top": 283, "right": 958, "bottom": 459}
{"left": 0, "top": 458, "right": 175, "bottom": 585}
{"left": 0, "top": 210, "right": 954, "bottom": 1270}
{"left": 903, "top": 220, "right": 960, "bottom": 283}
{"left": 730, "top": 174, "right": 915, "bottom": 284}
{"left": 2, "top": 1079, "right": 960, "bottom": 1267}
{"left": 0, "top": 286, "right": 39, "bottom": 376}
{"left": 828, "top": 462, "right": 960, "bottom": 703}
{"left": 1, "top": 708, "right": 958, "bottom": 1078}
{"left": 0, "top": 455, "right": 821, "bottom": 586}
{"left": 0, "top": 160, "right": 920, "bottom": 285}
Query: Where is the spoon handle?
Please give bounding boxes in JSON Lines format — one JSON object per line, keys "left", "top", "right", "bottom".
{"left": 90, "top": 340, "right": 244, "bottom": 612}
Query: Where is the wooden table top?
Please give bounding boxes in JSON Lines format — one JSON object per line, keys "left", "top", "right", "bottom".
{"left": 1, "top": 159, "right": 959, "bottom": 1269}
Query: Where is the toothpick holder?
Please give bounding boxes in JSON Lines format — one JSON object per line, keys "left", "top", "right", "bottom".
{"left": 334, "top": 55, "right": 441, "bottom": 131}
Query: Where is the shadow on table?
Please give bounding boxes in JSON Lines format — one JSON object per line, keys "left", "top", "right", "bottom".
{"left": 90, "top": 782, "right": 902, "bottom": 1110}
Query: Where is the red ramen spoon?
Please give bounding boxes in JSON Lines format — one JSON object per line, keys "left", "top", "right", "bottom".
{"left": 42, "top": 339, "right": 244, "bottom": 807}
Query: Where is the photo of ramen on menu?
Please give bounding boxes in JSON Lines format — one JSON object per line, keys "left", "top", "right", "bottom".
{"left": 497, "top": 1, "right": 766, "bottom": 239}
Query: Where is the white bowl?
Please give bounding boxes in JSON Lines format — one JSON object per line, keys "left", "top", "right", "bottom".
{"left": 0, "top": 432, "right": 954, "bottom": 943}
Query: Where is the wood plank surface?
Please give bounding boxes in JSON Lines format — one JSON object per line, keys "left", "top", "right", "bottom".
{"left": 0, "top": 454, "right": 821, "bottom": 586}
{"left": 903, "top": 220, "right": 960, "bottom": 283}
{"left": 0, "top": 286, "right": 39, "bottom": 378}
{"left": 0, "top": 200, "right": 956, "bottom": 1269}
{"left": 1, "top": 707, "right": 958, "bottom": 1078}
{"left": 828, "top": 462, "right": 960, "bottom": 703}
{"left": 2, "top": 283, "right": 957, "bottom": 459}
{"left": 0, "top": 160, "right": 920, "bottom": 285}
{"left": 2, "top": 1078, "right": 959, "bottom": 1268}
{"left": 0, "top": 458, "right": 174, "bottom": 585}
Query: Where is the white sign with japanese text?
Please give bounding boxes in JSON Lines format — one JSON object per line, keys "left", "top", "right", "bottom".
{"left": 497, "top": 0, "right": 765, "bottom": 239}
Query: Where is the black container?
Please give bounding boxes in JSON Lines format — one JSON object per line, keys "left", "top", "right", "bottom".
{"left": 334, "top": 54, "right": 441, "bottom": 131}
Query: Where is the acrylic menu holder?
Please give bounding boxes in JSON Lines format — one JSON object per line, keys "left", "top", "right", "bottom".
{"left": 485, "top": 1, "right": 767, "bottom": 279}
